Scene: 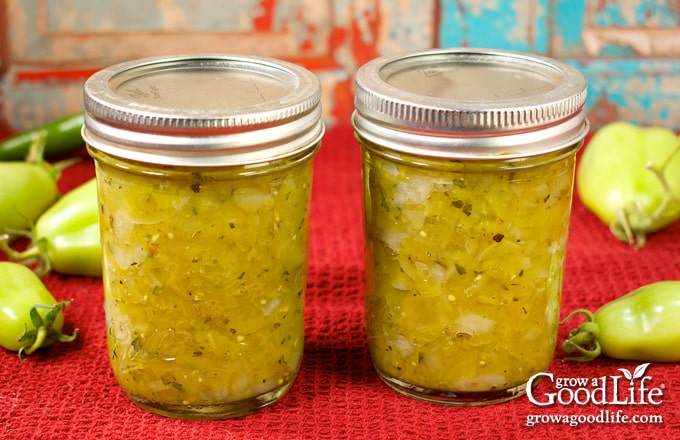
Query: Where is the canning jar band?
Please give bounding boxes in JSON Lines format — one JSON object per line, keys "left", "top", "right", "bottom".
{"left": 356, "top": 127, "right": 587, "bottom": 171}
{"left": 82, "top": 112, "right": 324, "bottom": 168}
{"left": 351, "top": 111, "right": 589, "bottom": 162}
{"left": 85, "top": 134, "right": 322, "bottom": 178}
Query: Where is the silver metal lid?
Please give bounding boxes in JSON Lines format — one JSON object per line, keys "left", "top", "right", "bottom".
{"left": 352, "top": 48, "right": 588, "bottom": 159}
{"left": 82, "top": 54, "right": 324, "bottom": 166}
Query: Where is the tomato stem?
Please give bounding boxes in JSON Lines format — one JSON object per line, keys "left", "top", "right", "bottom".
{"left": 560, "top": 308, "right": 603, "bottom": 362}
{"left": 0, "top": 234, "right": 51, "bottom": 277}
{"left": 19, "top": 129, "right": 79, "bottom": 191}
{"left": 24, "top": 131, "right": 47, "bottom": 164}
{"left": 24, "top": 326, "right": 48, "bottom": 356}
{"left": 17, "top": 301, "right": 79, "bottom": 359}
{"left": 610, "top": 138, "right": 680, "bottom": 249}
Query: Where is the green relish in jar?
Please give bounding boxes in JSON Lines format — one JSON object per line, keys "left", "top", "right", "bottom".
{"left": 82, "top": 55, "right": 323, "bottom": 419}
{"left": 353, "top": 48, "right": 588, "bottom": 405}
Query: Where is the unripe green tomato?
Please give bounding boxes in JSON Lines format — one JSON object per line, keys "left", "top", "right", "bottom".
{"left": 0, "top": 162, "right": 58, "bottom": 232}
{"left": 594, "top": 281, "right": 680, "bottom": 362}
{"left": 0, "top": 262, "right": 65, "bottom": 353}
{"left": 563, "top": 281, "right": 680, "bottom": 362}
{"left": 577, "top": 122, "right": 680, "bottom": 246}
{"left": 34, "top": 178, "right": 102, "bottom": 277}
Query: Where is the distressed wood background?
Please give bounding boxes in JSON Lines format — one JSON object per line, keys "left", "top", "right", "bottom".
{"left": 1, "top": 0, "right": 679, "bottom": 131}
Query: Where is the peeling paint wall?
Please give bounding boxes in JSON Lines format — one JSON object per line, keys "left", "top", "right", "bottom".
{"left": 1, "top": 0, "right": 679, "bottom": 131}
{"left": 441, "top": 0, "right": 680, "bottom": 129}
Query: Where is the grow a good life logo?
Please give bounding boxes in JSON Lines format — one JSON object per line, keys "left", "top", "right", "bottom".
{"left": 526, "top": 363, "right": 664, "bottom": 406}
{"left": 524, "top": 363, "right": 666, "bottom": 427}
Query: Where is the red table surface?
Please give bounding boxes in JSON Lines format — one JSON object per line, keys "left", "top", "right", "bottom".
{"left": 1, "top": 124, "right": 679, "bottom": 440}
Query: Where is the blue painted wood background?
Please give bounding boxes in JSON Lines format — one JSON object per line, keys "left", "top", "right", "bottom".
{"left": 439, "top": 0, "right": 680, "bottom": 130}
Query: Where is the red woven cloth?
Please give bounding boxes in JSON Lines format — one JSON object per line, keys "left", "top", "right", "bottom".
{"left": 1, "top": 125, "right": 679, "bottom": 439}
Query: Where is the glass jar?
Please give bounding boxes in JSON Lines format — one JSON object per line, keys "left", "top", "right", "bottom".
{"left": 352, "top": 48, "right": 589, "bottom": 405}
{"left": 82, "top": 54, "right": 324, "bottom": 419}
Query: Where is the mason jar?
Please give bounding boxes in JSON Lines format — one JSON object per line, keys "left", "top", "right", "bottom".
{"left": 82, "top": 54, "right": 324, "bottom": 419}
{"left": 352, "top": 48, "right": 589, "bottom": 405}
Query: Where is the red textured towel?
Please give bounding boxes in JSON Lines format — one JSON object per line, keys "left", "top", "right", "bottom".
{"left": 1, "top": 125, "right": 678, "bottom": 439}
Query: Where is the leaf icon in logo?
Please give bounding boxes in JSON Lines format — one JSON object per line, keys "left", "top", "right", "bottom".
{"left": 618, "top": 368, "right": 633, "bottom": 381}
{"left": 618, "top": 363, "right": 651, "bottom": 384}
{"left": 633, "top": 363, "right": 651, "bottom": 380}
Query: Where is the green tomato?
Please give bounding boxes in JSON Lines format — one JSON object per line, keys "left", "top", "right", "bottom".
{"left": 1, "top": 178, "right": 101, "bottom": 277}
{"left": 562, "top": 281, "right": 680, "bottom": 362}
{"left": 33, "top": 178, "right": 101, "bottom": 277}
{"left": 577, "top": 122, "right": 680, "bottom": 248}
{"left": 0, "top": 161, "right": 58, "bottom": 233}
{"left": 0, "top": 261, "right": 78, "bottom": 357}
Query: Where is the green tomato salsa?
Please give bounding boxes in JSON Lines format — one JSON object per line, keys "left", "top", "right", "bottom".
{"left": 362, "top": 146, "right": 576, "bottom": 402}
{"left": 95, "top": 155, "right": 313, "bottom": 418}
